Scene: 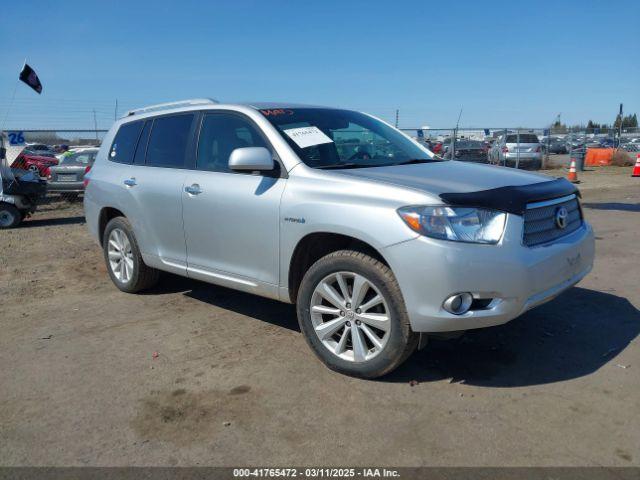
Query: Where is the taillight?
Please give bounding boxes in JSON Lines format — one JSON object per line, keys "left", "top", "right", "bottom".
{"left": 502, "top": 146, "right": 509, "bottom": 153}
{"left": 83, "top": 165, "right": 92, "bottom": 188}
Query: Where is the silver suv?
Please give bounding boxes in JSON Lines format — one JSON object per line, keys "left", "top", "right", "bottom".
{"left": 489, "top": 133, "right": 543, "bottom": 170}
{"left": 84, "top": 99, "right": 594, "bottom": 378}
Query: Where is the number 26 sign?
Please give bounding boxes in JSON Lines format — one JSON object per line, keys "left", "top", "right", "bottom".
{"left": 7, "top": 132, "right": 25, "bottom": 146}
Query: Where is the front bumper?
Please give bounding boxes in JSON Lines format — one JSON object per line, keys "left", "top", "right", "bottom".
{"left": 383, "top": 215, "right": 595, "bottom": 332}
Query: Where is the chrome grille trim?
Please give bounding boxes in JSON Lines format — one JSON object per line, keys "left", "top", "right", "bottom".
{"left": 526, "top": 194, "right": 577, "bottom": 210}
{"left": 523, "top": 196, "right": 582, "bottom": 247}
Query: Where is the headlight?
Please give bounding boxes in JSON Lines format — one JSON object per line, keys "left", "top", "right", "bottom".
{"left": 397, "top": 206, "right": 506, "bottom": 244}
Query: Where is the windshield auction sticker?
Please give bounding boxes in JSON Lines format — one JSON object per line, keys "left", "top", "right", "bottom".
{"left": 284, "top": 126, "right": 333, "bottom": 149}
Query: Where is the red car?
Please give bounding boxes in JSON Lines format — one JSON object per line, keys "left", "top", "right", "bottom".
{"left": 11, "top": 151, "right": 59, "bottom": 177}
{"left": 431, "top": 141, "right": 443, "bottom": 154}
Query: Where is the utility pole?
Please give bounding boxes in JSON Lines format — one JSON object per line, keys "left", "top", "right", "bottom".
{"left": 451, "top": 106, "right": 463, "bottom": 160}
{"left": 114, "top": 99, "right": 118, "bottom": 121}
{"left": 93, "top": 109, "right": 98, "bottom": 141}
{"left": 618, "top": 103, "right": 623, "bottom": 145}
{"left": 394, "top": 109, "right": 399, "bottom": 128}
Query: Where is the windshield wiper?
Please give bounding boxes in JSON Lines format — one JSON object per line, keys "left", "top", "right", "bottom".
{"left": 316, "top": 163, "right": 381, "bottom": 170}
{"left": 316, "top": 158, "right": 439, "bottom": 170}
{"left": 394, "top": 158, "right": 439, "bottom": 165}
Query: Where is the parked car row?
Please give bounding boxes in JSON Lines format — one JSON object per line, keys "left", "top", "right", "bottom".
{"left": 418, "top": 131, "right": 640, "bottom": 171}
{"left": 540, "top": 135, "right": 640, "bottom": 153}
{"left": 9, "top": 146, "right": 98, "bottom": 198}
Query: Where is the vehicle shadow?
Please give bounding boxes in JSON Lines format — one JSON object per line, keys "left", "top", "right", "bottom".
{"left": 384, "top": 287, "right": 640, "bottom": 387}
{"left": 145, "top": 276, "right": 639, "bottom": 386}
{"left": 22, "top": 215, "right": 86, "bottom": 228}
{"left": 148, "top": 273, "right": 300, "bottom": 332}
{"left": 582, "top": 202, "right": 640, "bottom": 212}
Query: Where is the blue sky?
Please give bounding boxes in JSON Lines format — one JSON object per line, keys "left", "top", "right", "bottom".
{"left": 1, "top": 0, "right": 638, "bottom": 130}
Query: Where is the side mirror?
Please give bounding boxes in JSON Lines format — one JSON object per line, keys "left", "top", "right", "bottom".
{"left": 228, "top": 147, "right": 274, "bottom": 172}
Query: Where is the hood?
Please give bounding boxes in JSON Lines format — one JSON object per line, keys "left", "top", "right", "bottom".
{"left": 332, "top": 160, "right": 577, "bottom": 214}
{"left": 332, "top": 160, "right": 550, "bottom": 196}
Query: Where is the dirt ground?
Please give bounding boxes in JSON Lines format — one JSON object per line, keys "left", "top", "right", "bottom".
{"left": 1, "top": 166, "right": 639, "bottom": 467}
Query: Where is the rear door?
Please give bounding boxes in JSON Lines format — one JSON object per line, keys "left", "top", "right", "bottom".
{"left": 111, "top": 114, "right": 197, "bottom": 273}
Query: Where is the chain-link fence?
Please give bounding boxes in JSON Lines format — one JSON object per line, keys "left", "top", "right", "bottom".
{"left": 401, "top": 126, "right": 640, "bottom": 170}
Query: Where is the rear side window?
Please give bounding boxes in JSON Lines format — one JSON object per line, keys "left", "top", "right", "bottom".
{"left": 506, "top": 134, "right": 539, "bottom": 143}
{"left": 146, "top": 114, "right": 195, "bottom": 168}
{"left": 109, "top": 121, "right": 144, "bottom": 164}
{"left": 133, "top": 121, "right": 151, "bottom": 165}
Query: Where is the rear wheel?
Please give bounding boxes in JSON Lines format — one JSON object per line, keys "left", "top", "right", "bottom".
{"left": 103, "top": 217, "right": 160, "bottom": 293}
{"left": 297, "top": 250, "right": 418, "bottom": 378}
{"left": 0, "top": 203, "right": 21, "bottom": 229}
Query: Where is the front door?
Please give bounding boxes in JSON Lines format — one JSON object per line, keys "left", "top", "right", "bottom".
{"left": 182, "top": 112, "right": 285, "bottom": 290}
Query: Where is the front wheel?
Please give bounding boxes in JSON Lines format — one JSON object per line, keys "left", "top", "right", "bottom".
{"left": 297, "top": 250, "right": 418, "bottom": 378}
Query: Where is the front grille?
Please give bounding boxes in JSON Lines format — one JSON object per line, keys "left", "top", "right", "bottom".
{"left": 523, "top": 196, "right": 582, "bottom": 247}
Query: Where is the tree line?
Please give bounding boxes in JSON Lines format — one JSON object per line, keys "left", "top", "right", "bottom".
{"left": 550, "top": 113, "right": 638, "bottom": 134}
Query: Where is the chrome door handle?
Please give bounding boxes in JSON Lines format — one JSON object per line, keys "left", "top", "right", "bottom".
{"left": 123, "top": 178, "right": 137, "bottom": 187}
{"left": 185, "top": 184, "right": 202, "bottom": 195}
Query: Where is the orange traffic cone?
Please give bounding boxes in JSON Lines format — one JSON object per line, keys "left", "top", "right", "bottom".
{"left": 567, "top": 158, "right": 579, "bottom": 183}
{"left": 632, "top": 154, "right": 640, "bottom": 177}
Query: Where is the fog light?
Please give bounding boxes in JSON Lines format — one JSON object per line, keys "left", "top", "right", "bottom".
{"left": 443, "top": 293, "right": 473, "bottom": 315}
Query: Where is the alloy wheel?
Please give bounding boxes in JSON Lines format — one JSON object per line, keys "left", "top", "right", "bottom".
{"left": 310, "top": 271, "right": 391, "bottom": 362}
{"left": 107, "top": 228, "right": 134, "bottom": 283}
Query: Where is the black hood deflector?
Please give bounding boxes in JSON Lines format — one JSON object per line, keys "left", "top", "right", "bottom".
{"left": 439, "top": 178, "right": 579, "bottom": 215}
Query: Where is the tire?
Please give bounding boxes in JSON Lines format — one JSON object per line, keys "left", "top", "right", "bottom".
{"left": 103, "top": 216, "right": 160, "bottom": 293}
{"left": 0, "top": 203, "right": 21, "bottom": 229}
{"left": 296, "top": 250, "right": 418, "bottom": 378}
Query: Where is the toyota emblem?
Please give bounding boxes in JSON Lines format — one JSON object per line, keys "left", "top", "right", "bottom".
{"left": 555, "top": 206, "right": 568, "bottom": 229}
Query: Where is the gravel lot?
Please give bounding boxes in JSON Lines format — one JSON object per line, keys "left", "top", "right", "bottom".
{"left": 1, "top": 166, "right": 639, "bottom": 467}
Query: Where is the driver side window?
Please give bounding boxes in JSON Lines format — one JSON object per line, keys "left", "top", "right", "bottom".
{"left": 196, "top": 113, "right": 268, "bottom": 173}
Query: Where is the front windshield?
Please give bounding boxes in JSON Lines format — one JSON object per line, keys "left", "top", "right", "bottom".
{"left": 259, "top": 108, "right": 437, "bottom": 169}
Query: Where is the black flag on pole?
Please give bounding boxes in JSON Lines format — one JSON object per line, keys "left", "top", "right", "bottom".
{"left": 19, "top": 63, "right": 43, "bottom": 94}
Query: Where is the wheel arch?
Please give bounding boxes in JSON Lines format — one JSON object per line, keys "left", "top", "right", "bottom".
{"left": 287, "top": 231, "right": 391, "bottom": 304}
{"left": 98, "top": 207, "right": 126, "bottom": 246}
